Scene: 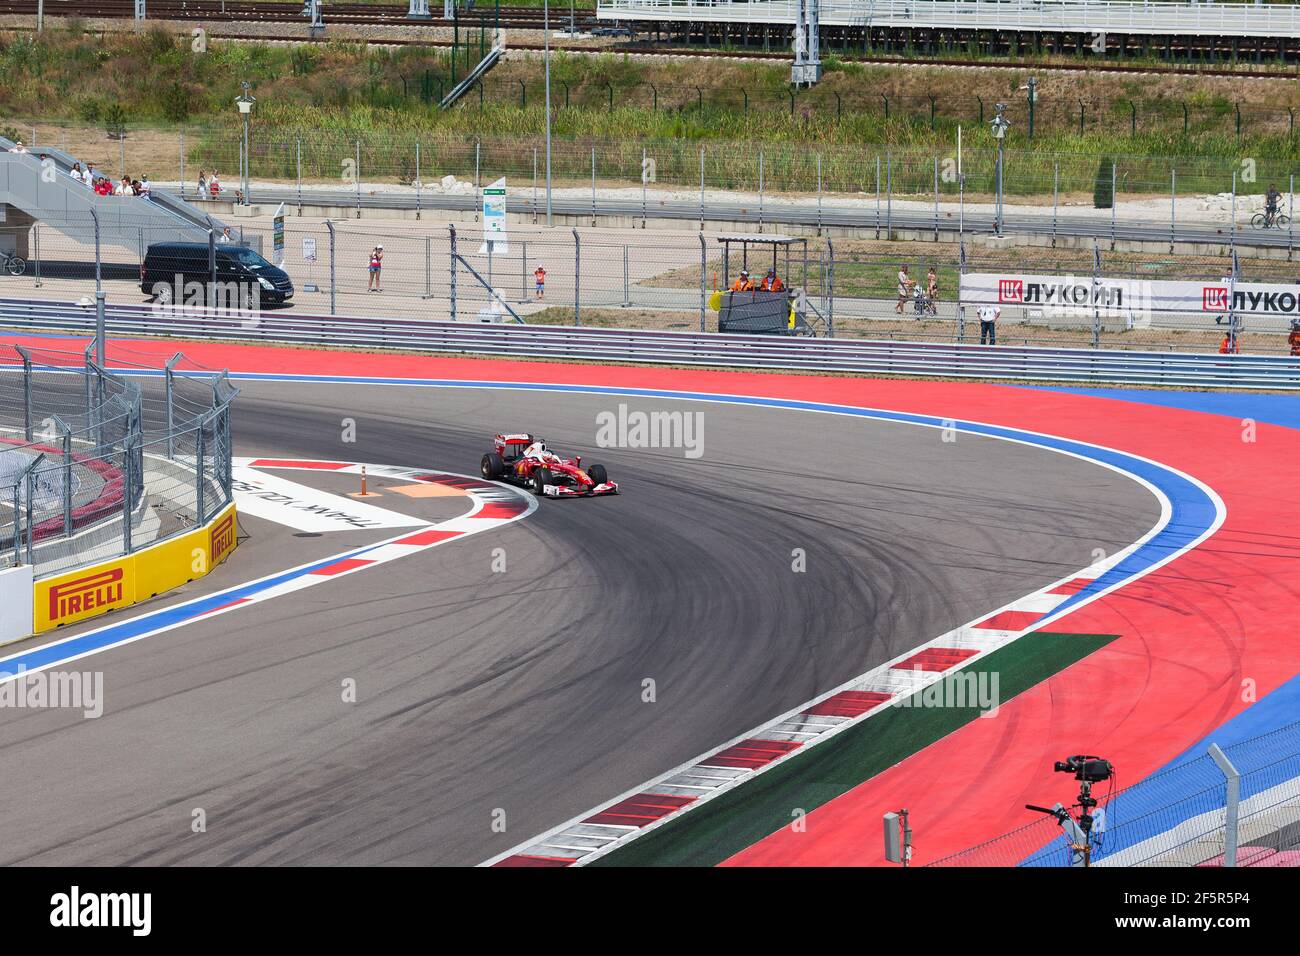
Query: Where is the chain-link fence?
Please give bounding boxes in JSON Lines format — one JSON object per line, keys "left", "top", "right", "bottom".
{"left": 7, "top": 208, "right": 1300, "bottom": 354}
{"left": 11, "top": 119, "right": 1300, "bottom": 246}
{"left": 929, "top": 720, "right": 1300, "bottom": 867}
{"left": 0, "top": 344, "right": 236, "bottom": 579}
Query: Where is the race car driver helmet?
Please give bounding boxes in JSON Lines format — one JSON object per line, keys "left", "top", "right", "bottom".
{"left": 524, "top": 440, "right": 548, "bottom": 459}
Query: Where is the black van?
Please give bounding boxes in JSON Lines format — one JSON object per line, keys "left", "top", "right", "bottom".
{"left": 140, "top": 241, "right": 294, "bottom": 306}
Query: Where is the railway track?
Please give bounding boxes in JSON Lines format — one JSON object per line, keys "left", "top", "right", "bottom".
{"left": 1, "top": 0, "right": 589, "bottom": 28}
{"left": 3, "top": 1, "right": 1294, "bottom": 79}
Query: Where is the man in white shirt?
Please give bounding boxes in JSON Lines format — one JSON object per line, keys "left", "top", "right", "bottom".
{"left": 977, "top": 304, "right": 1000, "bottom": 345}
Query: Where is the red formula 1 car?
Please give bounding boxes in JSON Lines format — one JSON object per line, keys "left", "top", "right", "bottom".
{"left": 480, "top": 433, "right": 619, "bottom": 499}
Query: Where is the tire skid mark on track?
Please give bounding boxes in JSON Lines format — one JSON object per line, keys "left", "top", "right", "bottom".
{"left": 0, "top": 461, "right": 536, "bottom": 684}
{"left": 464, "top": 388, "right": 1223, "bottom": 866}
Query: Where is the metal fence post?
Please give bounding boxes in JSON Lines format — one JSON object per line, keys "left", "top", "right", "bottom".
{"left": 933, "top": 156, "right": 940, "bottom": 241}
{"left": 1231, "top": 170, "right": 1238, "bottom": 251}
{"left": 758, "top": 151, "right": 765, "bottom": 233}
{"left": 826, "top": 236, "right": 834, "bottom": 337}
{"left": 194, "top": 422, "right": 205, "bottom": 527}
{"left": 817, "top": 153, "right": 823, "bottom": 235}
{"left": 875, "top": 155, "right": 882, "bottom": 240}
{"left": 449, "top": 223, "right": 458, "bottom": 322}
{"left": 297, "top": 137, "right": 303, "bottom": 213}
{"left": 17, "top": 346, "right": 32, "bottom": 441}
{"left": 521, "top": 240, "right": 528, "bottom": 304}
{"left": 95, "top": 291, "right": 106, "bottom": 367}
{"left": 572, "top": 227, "right": 581, "bottom": 326}
{"left": 325, "top": 220, "right": 336, "bottom": 315}
{"left": 179, "top": 130, "right": 185, "bottom": 199}
{"left": 10, "top": 474, "right": 21, "bottom": 566}
{"left": 425, "top": 236, "right": 432, "bottom": 299}
{"left": 1171, "top": 167, "right": 1177, "bottom": 253}
{"left": 355, "top": 139, "right": 362, "bottom": 216}
{"left": 533, "top": 147, "right": 539, "bottom": 224}
{"left": 698, "top": 232, "right": 706, "bottom": 332}
{"left": 591, "top": 146, "right": 597, "bottom": 226}
{"left": 1208, "top": 743, "right": 1241, "bottom": 868}
{"left": 32, "top": 224, "right": 41, "bottom": 288}
{"left": 699, "top": 146, "right": 705, "bottom": 230}
{"left": 165, "top": 352, "right": 182, "bottom": 460}
{"left": 1092, "top": 241, "right": 1102, "bottom": 349}
{"left": 959, "top": 173, "right": 965, "bottom": 238}
{"left": 207, "top": 228, "right": 217, "bottom": 309}
{"left": 623, "top": 245, "right": 630, "bottom": 307}
{"left": 122, "top": 434, "right": 135, "bottom": 555}
{"left": 641, "top": 146, "right": 648, "bottom": 227}
{"left": 474, "top": 140, "right": 481, "bottom": 222}
{"left": 23, "top": 453, "right": 44, "bottom": 566}
{"left": 886, "top": 152, "right": 893, "bottom": 237}
{"left": 415, "top": 141, "right": 422, "bottom": 219}
{"left": 957, "top": 238, "right": 967, "bottom": 343}
{"left": 1291, "top": 174, "right": 1296, "bottom": 260}
{"left": 1110, "top": 161, "right": 1117, "bottom": 249}
{"left": 1052, "top": 162, "right": 1059, "bottom": 247}
{"left": 90, "top": 207, "right": 101, "bottom": 293}
{"left": 56, "top": 416, "right": 71, "bottom": 537}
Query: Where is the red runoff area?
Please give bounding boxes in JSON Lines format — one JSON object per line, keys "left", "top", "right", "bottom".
{"left": 7, "top": 334, "right": 1298, "bottom": 865}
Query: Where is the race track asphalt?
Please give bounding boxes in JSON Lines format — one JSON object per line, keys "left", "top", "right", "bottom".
{"left": 0, "top": 381, "right": 1159, "bottom": 865}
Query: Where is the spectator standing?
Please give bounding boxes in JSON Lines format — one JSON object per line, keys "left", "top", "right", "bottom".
{"left": 729, "top": 269, "right": 755, "bottom": 292}
{"left": 895, "top": 265, "right": 914, "bottom": 314}
{"left": 197, "top": 170, "right": 208, "bottom": 197}
{"left": 71, "top": 162, "right": 84, "bottom": 184}
{"left": 209, "top": 171, "right": 221, "bottom": 199}
{"left": 1289, "top": 319, "right": 1300, "bottom": 357}
{"left": 139, "top": 174, "right": 151, "bottom": 197}
{"left": 976, "top": 303, "right": 999, "bottom": 345}
{"left": 534, "top": 265, "right": 546, "bottom": 298}
{"left": 367, "top": 245, "right": 384, "bottom": 292}
{"left": 9, "top": 140, "right": 26, "bottom": 153}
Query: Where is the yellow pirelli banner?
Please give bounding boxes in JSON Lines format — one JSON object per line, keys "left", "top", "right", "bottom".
{"left": 33, "top": 504, "right": 238, "bottom": 634}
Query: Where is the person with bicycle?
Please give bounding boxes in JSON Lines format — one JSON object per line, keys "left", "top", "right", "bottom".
{"left": 1266, "top": 184, "right": 1282, "bottom": 226}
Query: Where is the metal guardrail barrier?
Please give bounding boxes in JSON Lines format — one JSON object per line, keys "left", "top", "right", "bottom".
{"left": 2, "top": 296, "right": 1297, "bottom": 389}
{"left": 597, "top": 0, "right": 1300, "bottom": 37}
{"left": 0, "top": 343, "right": 237, "bottom": 579}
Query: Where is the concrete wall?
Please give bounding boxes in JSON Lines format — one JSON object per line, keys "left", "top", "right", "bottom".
{"left": 0, "top": 565, "right": 34, "bottom": 645}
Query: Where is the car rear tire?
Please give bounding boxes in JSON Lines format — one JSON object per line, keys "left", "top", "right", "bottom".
{"left": 587, "top": 464, "right": 608, "bottom": 486}
{"left": 533, "top": 467, "right": 552, "bottom": 496}
{"left": 481, "top": 453, "right": 504, "bottom": 479}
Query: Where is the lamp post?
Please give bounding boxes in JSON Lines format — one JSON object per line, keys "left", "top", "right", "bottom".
{"left": 236, "top": 82, "right": 255, "bottom": 206}
{"left": 544, "top": 0, "right": 552, "bottom": 225}
{"left": 990, "top": 102, "right": 1010, "bottom": 236}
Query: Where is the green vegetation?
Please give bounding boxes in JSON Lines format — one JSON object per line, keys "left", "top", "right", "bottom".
{"left": 2, "top": 27, "right": 1296, "bottom": 199}
{"left": 592, "top": 631, "right": 1119, "bottom": 867}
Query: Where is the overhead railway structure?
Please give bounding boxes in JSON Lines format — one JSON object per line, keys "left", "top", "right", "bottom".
{"left": 597, "top": 0, "right": 1300, "bottom": 63}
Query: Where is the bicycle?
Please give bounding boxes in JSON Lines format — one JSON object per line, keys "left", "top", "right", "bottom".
{"left": 0, "top": 250, "right": 25, "bottom": 276}
{"left": 1251, "top": 210, "right": 1291, "bottom": 230}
